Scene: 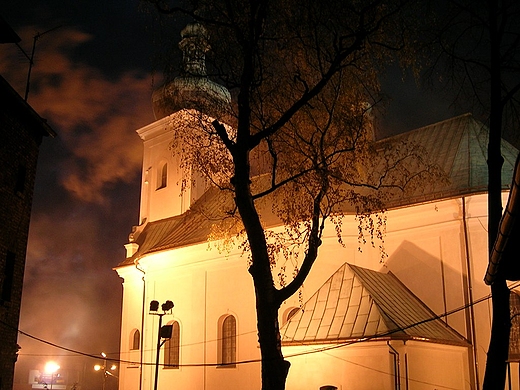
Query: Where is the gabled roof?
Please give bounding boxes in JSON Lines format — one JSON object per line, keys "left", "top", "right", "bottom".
{"left": 118, "top": 114, "right": 518, "bottom": 266}
{"left": 381, "top": 113, "right": 517, "bottom": 206}
{"left": 280, "top": 263, "right": 467, "bottom": 346}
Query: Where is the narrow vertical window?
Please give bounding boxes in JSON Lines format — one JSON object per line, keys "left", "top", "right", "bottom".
{"left": 131, "top": 329, "right": 140, "bottom": 350}
{"left": 157, "top": 162, "right": 167, "bottom": 190}
{"left": 14, "top": 164, "right": 26, "bottom": 194}
{"left": 164, "top": 321, "right": 180, "bottom": 369}
{"left": 1, "top": 251, "right": 16, "bottom": 302}
{"left": 219, "top": 315, "right": 236, "bottom": 367}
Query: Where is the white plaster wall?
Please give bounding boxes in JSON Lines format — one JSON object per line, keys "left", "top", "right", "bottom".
{"left": 284, "top": 340, "right": 470, "bottom": 390}
{"left": 404, "top": 342, "right": 470, "bottom": 390}
{"left": 138, "top": 119, "right": 187, "bottom": 223}
{"left": 117, "top": 192, "right": 507, "bottom": 390}
{"left": 285, "top": 343, "right": 396, "bottom": 390}
{"left": 117, "top": 267, "right": 146, "bottom": 390}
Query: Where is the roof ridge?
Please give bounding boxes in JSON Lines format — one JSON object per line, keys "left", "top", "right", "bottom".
{"left": 280, "top": 262, "right": 466, "bottom": 345}
{"left": 379, "top": 113, "right": 474, "bottom": 142}
{"left": 348, "top": 264, "right": 466, "bottom": 343}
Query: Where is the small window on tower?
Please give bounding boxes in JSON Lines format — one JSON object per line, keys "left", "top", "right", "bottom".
{"left": 157, "top": 162, "right": 167, "bottom": 190}
{"left": 130, "top": 329, "right": 140, "bottom": 350}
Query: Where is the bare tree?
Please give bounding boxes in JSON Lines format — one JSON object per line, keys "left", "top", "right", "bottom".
{"left": 428, "top": 0, "right": 520, "bottom": 388}
{"left": 144, "top": 0, "right": 438, "bottom": 388}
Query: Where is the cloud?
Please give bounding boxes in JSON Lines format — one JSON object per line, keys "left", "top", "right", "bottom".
{"left": 25, "top": 210, "right": 99, "bottom": 275}
{"left": 1, "top": 25, "right": 155, "bottom": 203}
{"left": 21, "top": 207, "right": 124, "bottom": 355}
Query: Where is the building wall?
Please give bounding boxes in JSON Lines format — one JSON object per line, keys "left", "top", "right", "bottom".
{"left": 116, "top": 106, "right": 512, "bottom": 389}
{"left": 0, "top": 88, "right": 47, "bottom": 390}
{"left": 136, "top": 111, "right": 211, "bottom": 224}
{"left": 117, "top": 192, "right": 500, "bottom": 390}
{"left": 284, "top": 341, "right": 470, "bottom": 390}
{"left": 137, "top": 117, "right": 187, "bottom": 223}
{"left": 120, "top": 244, "right": 262, "bottom": 390}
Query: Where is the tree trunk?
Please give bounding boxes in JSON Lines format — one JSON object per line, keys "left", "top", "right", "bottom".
{"left": 253, "top": 273, "right": 291, "bottom": 390}
{"left": 483, "top": 109, "right": 510, "bottom": 389}
{"left": 482, "top": 1, "right": 510, "bottom": 386}
{"left": 232, "top": 142, "right": 290, "bottom": 389}
{"left": 483, "top": 278, "right": 511, "bottom": 390}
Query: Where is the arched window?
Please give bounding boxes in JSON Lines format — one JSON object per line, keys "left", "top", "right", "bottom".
{"left": 218, "top": 315, "right": 236, "bottom": 367}
{"left": 130, "top": 329, "right": 140, "bottom": 350}
{"left": 157, "top": 162, "right": 167, "bottom": 190}
{"left": 164, "top": 321, "right": 180, "bottom": 369}
{"left": 284, "top": 307, "right": 300, "bottom": 325}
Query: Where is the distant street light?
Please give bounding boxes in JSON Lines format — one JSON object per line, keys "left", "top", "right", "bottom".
{"left": 94, "top": 352, "right": 118, "bottom": 390}
{"left": 44, "top": 361, "right": 60, "bottom": 390}
{"left": 149, "top": 300, "right": 174, "bottom": 390}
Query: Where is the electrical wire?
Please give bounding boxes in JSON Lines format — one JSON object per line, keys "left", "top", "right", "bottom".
{"left": 9, "top": 281, "right": 520, "bottom": 368}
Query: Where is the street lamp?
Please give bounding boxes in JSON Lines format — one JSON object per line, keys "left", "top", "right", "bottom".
{"left": 94, "top": 352, "right": 118, "bottom": 390}
{"left": 44, "top": 361, "right": 60, "bottom": 390}
{"left": 149, "top": 300, "right": 174, "bottom": 390}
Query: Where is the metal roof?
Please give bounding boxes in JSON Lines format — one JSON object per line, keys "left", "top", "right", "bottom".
{"left": 381, "top": 113, "right": 517, "bottom": 206}
{"left": 486, "top": 153, "right": 520, "bottom": 284}
{"left": 280, "top": 263, "right": 468, "bottom": 346}
{"left": 126, "top": 187, "right": 235, "bottom": 257}
{"left": 118, "top": 114, "right": 518, "bottom": 267}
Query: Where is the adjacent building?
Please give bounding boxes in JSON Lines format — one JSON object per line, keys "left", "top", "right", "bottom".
{"left": 0, "top": 76, "right": 55, "bottom": 390}
{"left": 0, "top": 17, "right": 56, "bottom": 390}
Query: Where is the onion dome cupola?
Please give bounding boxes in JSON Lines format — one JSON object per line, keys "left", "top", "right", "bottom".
{"left": 152, "top": 23, "right": 231, "bottom": 120}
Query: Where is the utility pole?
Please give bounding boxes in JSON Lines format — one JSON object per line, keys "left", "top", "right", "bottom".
{"left": 149, "top": 300, "right": 174, "bottom": 390}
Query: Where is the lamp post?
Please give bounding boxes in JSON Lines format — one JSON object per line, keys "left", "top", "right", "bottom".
{"left": 44, "top": 361, "right": 60, "bottom": 390}
{"left": 149, "top": 300, "right": 174, "bottom": 390}
{"left": 94, "top": 352, "right": 118, "bottom": 390}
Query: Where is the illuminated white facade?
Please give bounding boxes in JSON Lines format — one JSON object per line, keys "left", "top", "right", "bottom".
{"left": 116, "top": 109, "right": 520, "bottom": 390}
{"left": 115, "top": 22, "right": 520, "bottom": 390}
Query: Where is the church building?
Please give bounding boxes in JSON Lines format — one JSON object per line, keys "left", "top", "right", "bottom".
{"left": 115, "top": 23, "right": 520, "bottom": 390}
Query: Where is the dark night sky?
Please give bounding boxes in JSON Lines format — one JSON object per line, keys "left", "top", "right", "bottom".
{"left": 0, "top": 0, "right": 460, "bottom": 388}
{"left": 1, "top": 1, "right": 158, "bottom": 386}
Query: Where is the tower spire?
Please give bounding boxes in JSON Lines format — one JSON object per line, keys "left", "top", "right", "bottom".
{"left": 179, "top": 23, "right": 209, "bottom": 77}
{"left": 151, "top": 22, "right": 230, "bottom": 120}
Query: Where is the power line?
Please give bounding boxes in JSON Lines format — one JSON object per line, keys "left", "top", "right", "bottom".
{"left": 9, "top": 282, "right": 514, "bottom": 368}
{"left": 8, "top": 286, "right": 497, "bottom": 390}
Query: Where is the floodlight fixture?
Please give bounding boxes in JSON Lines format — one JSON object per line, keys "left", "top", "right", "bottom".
{"left": 162, "top": 300, "right": 174, "bottom": 312}
{"left": 149, "top": 300, "right": 159, "bottom": 312}
{"left": 160, "top": 324, "right": 173, "bottom": 339}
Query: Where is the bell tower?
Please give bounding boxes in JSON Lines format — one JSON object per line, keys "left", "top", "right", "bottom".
{"left": 136, "top": 23, "right": 230, "bottom": 225}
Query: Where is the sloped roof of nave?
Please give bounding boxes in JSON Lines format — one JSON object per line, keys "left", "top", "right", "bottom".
{"left": 118, "top": 113, "right": 518, "bottom": 266}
